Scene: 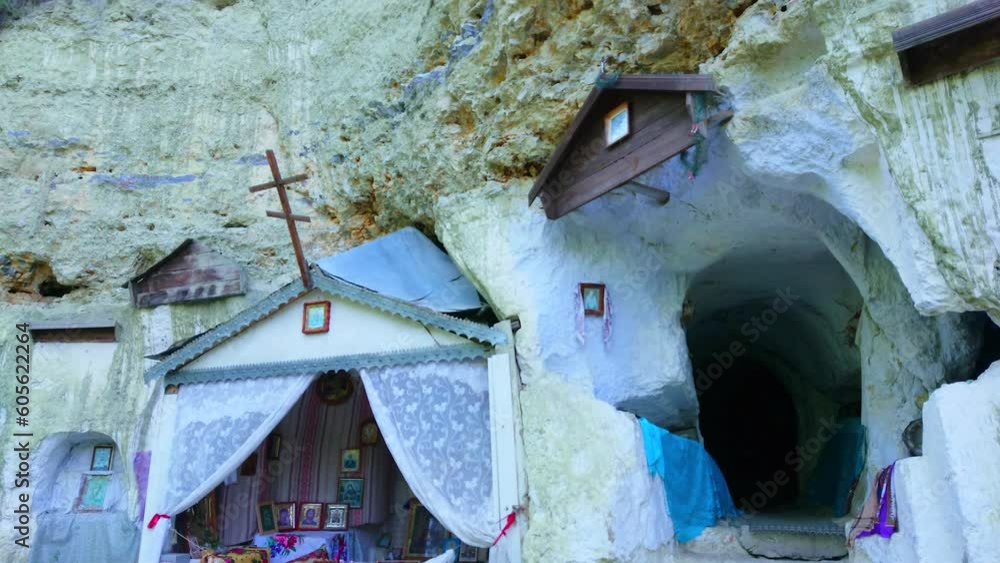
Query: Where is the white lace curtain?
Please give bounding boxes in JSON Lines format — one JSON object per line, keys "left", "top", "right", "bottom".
{"left": 140, "top": 373, "right": 316, "bottom": 561}
{"left": 361, "top": 358, "right": 496, "bottom": 547}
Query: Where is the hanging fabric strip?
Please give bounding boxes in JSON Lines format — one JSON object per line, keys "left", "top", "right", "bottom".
{"left": 849, "top": 462, "right": 898, "bottom": 544}
{"left": 298, "top": 386, "right": 320, "bottom": 502}
{"left": 146, "top": 513, "right": 170, "bottom": 529}
{"left": 492, "top": 511, "right": 517, "bottom": 545}
{"left": 152, "top": 373, "right": 316, "bottom": 530}
{"left": 603, "top": 286, "right": 613, "bottom": 346}
{"left": 133, "top": 451, "right": 152, "bottom": 522}
{"left": 575, "top": 287, "right": 586, "bottom": 345}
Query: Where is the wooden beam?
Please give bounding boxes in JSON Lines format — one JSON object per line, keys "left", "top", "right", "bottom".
{"left": 621, "top": 181, "right": 671, "bottom": 204}
{"left": 893, "top": 0, "right": 1000, "bottom": 51}
{"left": 266, "top": 210, "right": 311, "bottom": 222}
{"left": 893, "top": 0, "right": 1000, "bottom": 85}
{"left": 609, "top": 74, "right": 716, "bottom": 92}
{"left": 264, "top": 150, "right": 312, "bottom": 288}
{"left": 31, "top": 327, "right": 118, "bottom": 343}
{"left": 248, "top": 173, "right": 309, "bottom": 193}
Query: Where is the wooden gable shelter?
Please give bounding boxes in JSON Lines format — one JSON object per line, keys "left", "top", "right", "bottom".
{"left": 893, "top": 0, "right": 1000, "bottom": 86}
{"left": 126, "top": 239, "right": 247, "bottom": 308}
{"left": 527, "top": 74, "right": 719, "bottom": 220}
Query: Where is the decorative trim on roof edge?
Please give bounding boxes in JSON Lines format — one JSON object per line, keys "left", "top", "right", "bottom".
{"left": 145, "top": 268, "right": 504, "bottom": 383}
{"left": 165, "top": 344, "right": 490, "bottom": 385}
{"left": 311, "top": 273, "right": 505, "bottom": 347}
{"left": 144, "top": 280, "right": 307, "bottom": 382}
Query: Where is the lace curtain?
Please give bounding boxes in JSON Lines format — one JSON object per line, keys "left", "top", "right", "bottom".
{"left": 141, "top": 373, "right": 316, "bottom": 561}
{"left": 164, "top": 373, "right": 316, "bottom": 511}
{"left": 360, "top": 359, "right": 495, "bottom": 547}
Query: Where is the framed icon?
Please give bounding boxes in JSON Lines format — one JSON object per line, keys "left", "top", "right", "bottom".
{"left": 360, "top": 419, "right": 379, "bottom": 445}
{"left": 458, "top": 544, "right": 479, "bottom": 562}
{"left": 266, "top": 433, "right": 282, "bottom": 460}
{"left": 337, "top": 478, "right": 364, "bottom": 508}
{"left": 317, "top": 370, "right": 354, "bottom": 405}
{"left": 341, "top": 448, "right": 362, "bottom": 474}
{"left": 302, "top": 300, "right": 331, "bottom": 334}
{"left": 324, "top": 503, "right": 349, "bottom": 530}
{"left": 604, "top": 102, "right": 630, "bottom": 146}
{"left": 405, "top": 502, "right": 453, "bottom": 559}
{"left": 274, "top": 502, "right": 297, "bottom": 531}
{"left": 579, "top": 283, "right": 606, "bottom": 316}
{"left": 90, "top": 444, "right": 114, "bottom": 471}
{"left": 299, "top": 502, "right": 323, "bottom": 530}
{"left": 76, "top": 474, "right": 111, "bottom": 512}
{"left": 256, "top": 502, "right": 278, "bottom": 534}
{"left": 240, "top": 452, "right": 258, "bottom": 476}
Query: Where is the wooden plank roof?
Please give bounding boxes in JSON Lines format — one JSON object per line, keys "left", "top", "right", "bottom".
{"left": 892, "top": 0, "right": 1000, "bottom": 85}
{"left": 527, "top": 74, "right": 716, "bottom": 212}
{"left": 125, "top": 239, "right": 247, "bottom": 307}
{"left": 892, "top": 0, "right": 1000, "bottom": 51}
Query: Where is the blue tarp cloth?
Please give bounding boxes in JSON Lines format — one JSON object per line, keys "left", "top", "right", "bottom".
{"left": 806, "top": 417, "right": 867, "bottom": 516}
{"left": 639, "top": 418, "right": 740, "bottom": 542}
{"left": 316, "top": 227, "right": 482, "bottom": 313}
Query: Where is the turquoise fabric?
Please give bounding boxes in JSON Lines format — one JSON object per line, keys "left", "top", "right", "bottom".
{"left": 806, "top": 418, "right": 867, "bottom": 516}
{"left": 639, "top": 418, "right": 740, "bottom": 542}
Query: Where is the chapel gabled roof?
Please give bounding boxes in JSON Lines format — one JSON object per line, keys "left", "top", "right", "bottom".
{"left": 143, "top": 267, "right": 506, "bottom": 383}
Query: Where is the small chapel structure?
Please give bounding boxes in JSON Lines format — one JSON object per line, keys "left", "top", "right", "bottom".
{"left": 133, "top": 207, "right": 526, "bottom": 562}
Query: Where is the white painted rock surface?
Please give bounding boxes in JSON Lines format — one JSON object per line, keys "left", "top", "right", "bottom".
{"left": 1, "top": 0, "right": 999, "bottom": 562}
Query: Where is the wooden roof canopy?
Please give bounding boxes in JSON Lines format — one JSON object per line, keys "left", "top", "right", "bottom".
{"left": 125, "top": 239, "right": 247, "bottom": 308}
{"left": 528, "top": 74, "right": 718, "bottom": 220}
{"left": 892, "top": 0, "right": 1000, "bottom": 85}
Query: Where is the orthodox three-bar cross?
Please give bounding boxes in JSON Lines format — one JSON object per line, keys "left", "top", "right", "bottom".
{"left": 249, "top": 150, "right": 313, "bottom": 288}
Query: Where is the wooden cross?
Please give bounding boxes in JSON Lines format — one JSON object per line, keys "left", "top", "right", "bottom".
{"left": 249, "top": 150, "right": 313, "bottom": 288}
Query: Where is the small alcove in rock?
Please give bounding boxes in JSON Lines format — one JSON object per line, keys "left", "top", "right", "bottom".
{"left": 30, "top": 432, "right": 139, "bottom": 563}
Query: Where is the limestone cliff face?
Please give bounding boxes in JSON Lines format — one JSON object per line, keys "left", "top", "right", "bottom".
{"left": 706, "top": 0, "right": 1000, "bottom": 314}
{"left": 1, "top": 0, "right": 999, "bottom": 562}
{"left": 0, "top": 0, "right": 753, "bottom": 302}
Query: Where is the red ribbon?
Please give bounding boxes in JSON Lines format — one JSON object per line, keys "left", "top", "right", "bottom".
{"left": 492, "top": 511, "right": 517, "bottom": 546}
{"left": 146, "top": 513, "right": 171, "bottom": 529}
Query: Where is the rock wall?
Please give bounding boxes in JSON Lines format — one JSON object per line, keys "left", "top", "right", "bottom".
{"left": 1, "top": 0, "right": 999, "bottom": 562}
{"left": 706, "top": 0, "right": 1000, "bottom": 314}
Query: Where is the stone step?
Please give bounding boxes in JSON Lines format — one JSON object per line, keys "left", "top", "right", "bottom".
{"left": 678, "top": 522, "right": 848, "bottom": 562}
{"left": 676, "top": 556, "right": 844, "bottom": 563}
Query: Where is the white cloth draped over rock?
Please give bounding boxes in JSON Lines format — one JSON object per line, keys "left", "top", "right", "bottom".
{"left": 361, "top": 359, "right": 497, "bottom": 547}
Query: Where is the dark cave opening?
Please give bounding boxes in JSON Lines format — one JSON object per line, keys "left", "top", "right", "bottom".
{"left": 697, "top": 359, "right": 800, "bottom": 511}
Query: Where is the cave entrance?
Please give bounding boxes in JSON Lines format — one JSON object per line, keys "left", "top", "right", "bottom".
{"left": 684, "top": 243, "right": 865, "bottom": 527}
{"left": 698, "top": 359, "right": 799, "bottom": 511}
